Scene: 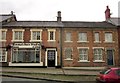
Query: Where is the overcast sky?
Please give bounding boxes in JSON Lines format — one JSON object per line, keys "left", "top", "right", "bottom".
{"left": 0, "top": 0, "right": 120, "bottom": 21}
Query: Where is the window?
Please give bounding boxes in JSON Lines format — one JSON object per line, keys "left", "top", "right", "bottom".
{"left": 0, "top": 48, "right": 7, "bottom": 62}
{"left": 94, "top": 32, "right": 100, "bottom": 42}
{"left": 65, "top": 48, "right": 72, "bottom": 59}
{"left": 78, "top": 48, "right": 88, "bottom": 61}
{"left": 30, "top": 29, "right": 42, "bottom": 42}
{"left": 65, "top": 32, "right": 72, "bottom": 42}
{"left": 0, "top": 29, "right": 7, "bottom": 41}
{"left": 12, "top": 29, "right": 24, "bottom": 42}
{"left": 94, "top": 48, "right": 103, "bottom": 61}
{"left": 12, "top": 48, "right": 40, "bottom": 63}
{"left": 48, "top": 29, "right": 56, "bottom": 41}
{"left": 105, "top": 32, "right": 113, "bottom": 42}
{"left": 78, "top": 32, "right": 87, "bottom": 42}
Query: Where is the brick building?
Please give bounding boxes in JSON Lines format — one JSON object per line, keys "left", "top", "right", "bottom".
{"left": 0, "top": 7, "right": 119, "bottom": 67}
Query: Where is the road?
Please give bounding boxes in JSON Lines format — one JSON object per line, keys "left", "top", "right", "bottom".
{"left": 1, "top": 76, "right": 63, "bottom": 83}
{"left": 1, "top": 76, "right": 96, "bottom": 83}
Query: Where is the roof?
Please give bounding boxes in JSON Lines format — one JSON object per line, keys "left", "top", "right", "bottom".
{"left": 0, "top": 14, "right": 14, "bottom": 22}
{"left": 3, "top": 21, "right": 64, "bottom": 27}
{"left": 63, "top": 21, "right": 116, "bottom": 28}
{"left": 107, "top": 18, "right": 120, "bottom": 26}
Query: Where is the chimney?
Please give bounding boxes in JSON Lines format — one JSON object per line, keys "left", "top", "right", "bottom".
{"left": 105, "top": 6, "right": 111, "bottom": 20}
{"left": 57, "top": 11, "right": 62, "bottom": 22}
{"left": 11, "top": 11, "right": 14, "bottom": 15}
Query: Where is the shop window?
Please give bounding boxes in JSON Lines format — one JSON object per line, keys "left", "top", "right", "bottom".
{"left": 12, "top": 48, "right": 40, "bottom": 63}
{"left": 0, "top": 48, "right": 7, "bottom": 62}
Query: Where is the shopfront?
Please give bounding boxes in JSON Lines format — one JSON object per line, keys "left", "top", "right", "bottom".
{"left": 9, "top": 43, "right": 43, "bottom": 66}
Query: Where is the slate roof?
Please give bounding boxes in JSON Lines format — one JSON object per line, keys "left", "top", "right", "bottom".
{"left": 62, "top": 21, "right": 116, "bottom": 28}
{"left": 107, "top": 18, "right": 120, "bottom": 26}
{"left": 0, "top": 14, "right": 14, "bottom": 22}
{"left": 3, "top": 21, "right": 64, "bottom": 27}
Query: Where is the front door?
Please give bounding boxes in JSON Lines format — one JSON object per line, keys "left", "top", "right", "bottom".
{"left": 107, "top": 49, "right": 114, "bottom": 65}
{"left": 47, "top": 50, "right": 55, "bottom": 67}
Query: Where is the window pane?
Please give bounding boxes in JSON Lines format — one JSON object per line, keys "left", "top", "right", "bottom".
{"left": 66, "top": 32, "right": 71, "bottom": 41}
{"left": 94, "top": 32, "right": 99, "bottom": 42}
{"left": 105, "top": 33, "right": 112, "bottom": 42}
{"left": 65, "top": 48, "right": 72, "bottom": 59}
{"left": 32, "top": 31, "right": 40, "bottom": 40}
{"left": 0, "top": 48, "right": 6, "bottom": 62}
{"left": 78, "top": 33, "right": 87, "bottom": 41}
{"left": 94, "top": 49, "right": 102, "bottom": 60}
{"left": 50, "top": 31, "right": 54, "bottom": 40}
{"left": 79, "top": 49, "right": 88, "bottom": 60}
{"left": 2, "top": 31, "right": 6, "bottom": 40}
{"left": 14, "top": 31, "right": 23, "bottom": 40}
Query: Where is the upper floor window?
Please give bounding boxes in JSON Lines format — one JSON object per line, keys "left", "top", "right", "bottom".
{"left": 105, "top": 32, "right": 113, "bottom": 42}
{"left": 65, "top": 32, "right": 72, "bottom": 42}
{"left": 0, "top": 48, "right": 7, "bottom": 62}
{"left": 12, "top": 29, "right": 24, "bottom": 42}
{"left": 48, "top": 29, "right": 56, "bottom": 41}
{"left": 78, "top": 32, "right": 87, "bottom": 42}
{"left": 94, "top": 32, "right": 100, "bottom": 42}
{"left": 30, "top": 29, "right": 42, "bottom": 42}
{"left": 0, "top": 29, "right": 7, "bottom": 41}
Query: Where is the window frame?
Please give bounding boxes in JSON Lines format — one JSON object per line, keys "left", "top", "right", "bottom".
{"left": 104, "top": 32, "right": 113, "bottom": 43}
{"left": 12, "top": 29, "right": 24, "bottom": 42}
{"left": 78, "top": 32, "right": 88, "bottom": 43}
{"left": 65, "top": 32, "right": 72, "bottom": 42}
{"left": 48, "top": 29, "right": 56, "bottom": 42}
{"left": 64, "top": 48, "right": 73, "bottom": 60}
{"left": 0, "top": 29, "right": 7, "bottom": 42}
{"left": 30, "top": 29, "right": 42, "bottom": 42}
{"left": 94, "top": 32, "right": 101, "bottom": 43}
{"left": 0, "top": 48, "right": 7, "bottom": 62}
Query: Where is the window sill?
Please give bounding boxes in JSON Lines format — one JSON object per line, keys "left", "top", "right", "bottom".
{"left": 64, "top": 58, "right": 73, "bottom": 61}
{"left": 104, "top": 41, "right": 115, "bottom": 43}
{"left": 78, "top": 60, "right": 90, "bottom": 62}
{"left": 93, "top": 60, "right": 105, "bottom": 63}
{"left": 64, "top": 41, "right": 73, "bottom": 43}
{"left": 77, "top": 41, "right": 89, "bottom": 43}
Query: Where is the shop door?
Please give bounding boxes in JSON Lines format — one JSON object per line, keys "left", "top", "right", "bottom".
{"left": 107, "top": 49, "right": 114, "bottom": 65}
{"left": 47, "top": 50, "right": 55, "bottom": 67}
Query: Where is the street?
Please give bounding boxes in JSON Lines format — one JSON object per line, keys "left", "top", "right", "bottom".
{"left": 1, "top": 76, "right": 96, "bottom": 83}
{"left": 1, "top": 76, "right": 63, "bottom": 83}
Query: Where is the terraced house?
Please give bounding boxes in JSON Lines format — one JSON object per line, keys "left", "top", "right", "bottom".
{"left": 0, "top": 7, "right": 119, "bottom": 67}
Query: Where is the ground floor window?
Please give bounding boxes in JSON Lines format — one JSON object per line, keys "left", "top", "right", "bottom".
{"left": 0, "top": 48, "right": 7, "bottom": 62}
{"left": 12, "top": 48, "right": 40, "bottom": 63}
{"left": 78, "top": 48, "right": 88, "bottom": 61}
{"left": 94, "top": 48, "right": 103, "bottom": 61}
{"left": 65, "top": 48, "right": 72, "bottom": 59}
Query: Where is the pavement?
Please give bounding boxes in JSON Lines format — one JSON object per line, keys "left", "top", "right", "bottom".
{"left": 1, "top": 67, "right": 106, "bottom": 82}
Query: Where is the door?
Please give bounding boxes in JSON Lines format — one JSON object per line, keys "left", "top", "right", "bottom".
{"left": 107, "top": 49, "right": 114, "bottom": 65}
{"left": 47, "top": 50, "right": 55, "bottom": 67}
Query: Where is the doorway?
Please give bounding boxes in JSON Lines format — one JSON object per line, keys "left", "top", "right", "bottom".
{"left": 107, "top": 49, "right": 114, "bottom": 66}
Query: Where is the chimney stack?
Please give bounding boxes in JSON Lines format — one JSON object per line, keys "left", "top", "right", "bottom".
{"left": 105, "top": 6, "right": 111, "bottom": 20}
{"left": 57, "top": 11, "right": 62, "bottom": 22}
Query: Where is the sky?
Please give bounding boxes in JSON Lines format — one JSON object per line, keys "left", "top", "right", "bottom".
{"left": 0, "top": 0, "right": 120, "bottom": 21}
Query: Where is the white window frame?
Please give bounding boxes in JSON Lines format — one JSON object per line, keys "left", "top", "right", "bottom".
{"left": 64, "top": 48, "right": 73, "bottom": 60}
{"left": 77, "top": 32, "right": 88, "bottom": 43}
{"left": 0, "top": 48, "right": 7, "bottom": 62}
{"left": 94, "top": 32, "right": 101, "bottom": 43}
{"left": 93, "top": 47, "right": 104, "bottom": 62}
{"left": 12, "top": 29, "right": 24, "bottom": 42}
{"left": 65, "top": 32, "right": 72, "bottom": 42}
{"left": 30, "top": 29, "right": 42, "bottom": 42}
{"left": 48, "top": 29, "right": 56, "bottom": 42}
{"left": 0, "top": 29, "right": 7, "bottom": 42}
{"left": 104, "top": 32, "right": 114, "bottom": 43}
{"left": 77, "top": 47, "right": 90, "bottom": 62}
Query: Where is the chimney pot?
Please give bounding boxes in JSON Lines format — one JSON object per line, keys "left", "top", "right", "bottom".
{"left": 105, "top": 6, "right": 111, "bottom": 20}
{"left": 57, "top": 11, "right": 62, "bottom": 22}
